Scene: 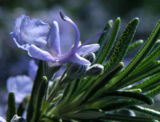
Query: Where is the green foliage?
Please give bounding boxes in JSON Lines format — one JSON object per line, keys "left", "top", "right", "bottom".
{"left": 96, "top": 17, "right": 120, "bottom": 64}
{"left": 104, "top": 17, "right": 139, "bottom": 69}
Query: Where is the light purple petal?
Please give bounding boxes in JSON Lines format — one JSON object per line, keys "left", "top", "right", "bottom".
{"left": 11, "top": 15, "right": 29, "bottom": 50}
{"left": 7, "top": 75, "right": 33, "bottom": 103}
{"left": 79, "top": 32, "right": 104, "bottom": 47}
{"left": 12, "top": 36, "right": 30, "bottom": 50}
{"left": 69, "top": 53, "right": 91, "bottom": 65}
{"left": 60, "top": 12, "right": 80, "bottom": 51}
{"left": 20, "top": 17, "right": 50, "bottom": 48}
{"left": 13, "top": 15, "right": 26, "bottom": 39}
{"left": 47, "top": 21, "right": 61, "bottom": 56}
{"left": 28, "top": 45, "right": 56, "bottom": 62}
{"left": 28, "top": 60, "right": 38, "bottom": 81}
{"left": 12, "top": 15, "right": 50, "bottom": 50}
{"left": 77, "top": 44, "right": 100, "bottom": 55}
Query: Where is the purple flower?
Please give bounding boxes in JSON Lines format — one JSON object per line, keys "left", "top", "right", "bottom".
{"left": 11, "top": 12, "right": 100, "bottom": 66}
{"left": 7, "top": 60, "right": 38, "bottom": 103}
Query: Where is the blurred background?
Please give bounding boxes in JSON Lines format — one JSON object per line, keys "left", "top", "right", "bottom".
{"left": 1, "top": 0, "right": 160, "bottom": 118}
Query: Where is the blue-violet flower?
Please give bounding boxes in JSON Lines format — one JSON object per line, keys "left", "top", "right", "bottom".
{"left": 11, "top": 12, "right": 100, "bottom": 66}
{"left": 7, "top": 60, "right": 38, "bottom": 103}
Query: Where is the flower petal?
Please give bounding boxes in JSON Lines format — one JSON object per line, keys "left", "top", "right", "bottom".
{"left": 60, "top": 12, "right": 80, "bottom": 51}
{"left": 28, "top": 45, "right": 56, "bottom": 62}
{"left": 13, "top": 15, "right": 26, "bottom": 39}
{"left": 28, "top": 60, "right": 38, "bottom": 81}
{"left": 47, "top": 21, "right": 61, "bottom": 56}
{"left": 79, "top": 32, "right": 104, "bottom": 47}
{"left": 12, "top": 36, "right": 30, "bottom": 50}
{"left": 20, "top": 16, "right": 50, "bottom": 47}
{"left": 12, "top": 15, "right": 50, "bottom": 50}
{"left": 11, "top": 15, "right": 29, "bottom": 50}
{"left": 7, "top": 75, "right": 33, "bottom": 103}
{"left": 77, "top": 44, "right": 100, "bottom": 55}
{"left": 69, "top": 53, "right": 91, "bottom": 65}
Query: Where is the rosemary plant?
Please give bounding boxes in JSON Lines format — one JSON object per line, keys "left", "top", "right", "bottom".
{"left": 5, "top": 12, "right": 160, "bottom": 122}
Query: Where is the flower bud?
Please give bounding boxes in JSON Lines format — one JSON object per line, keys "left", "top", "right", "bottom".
{"left": 83, "top": 53, "right": 96, "bottom": 63}
{"left": 86, "top": 64, "right": 104, "bottom": 76}
{"left": 11, "top": 115, "right": 25, "bottom": 122}
{"left": 67, "top": 63, "right": 88, "bottom": 79}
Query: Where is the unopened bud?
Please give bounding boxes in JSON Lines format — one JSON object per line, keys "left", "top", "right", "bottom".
{"left": 11, "top": 115, "right": 25, "bottom": 122}
{"left": 83, "top": 53, "right": 96, "bottom": 63}
{"left": 86, "top": 64, "right": 104, "bottom": 76}
{"left": 67, "top": 63, "right": 88, "bottom": 79}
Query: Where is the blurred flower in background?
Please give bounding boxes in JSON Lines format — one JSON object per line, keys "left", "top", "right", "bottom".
{"left": 7, "top": 75, "right": 33, "bottom": 103}
{"left": 7, "top": 60, "right": 37, "bottom": 103}
{"left": 0, "top": 60, "right": 37, "bottom": 118}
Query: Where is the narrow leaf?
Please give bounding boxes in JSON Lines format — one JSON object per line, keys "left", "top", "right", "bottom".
{"left": 7, "top": 92, "right": 16, "bottom": 122}
{"left": 81, "top": 62, "right": 124, "bottom": 103}
{"left": 27, "top": 60, "right": 44, "bottom": 122}
{"left": 96, "top": 17, "right": 121, "bottom": 64}
{"left": 146, "top": 85, "right": 160, "bottom": 97}
{"left": 103, "top": 113, "right": 156, "bottom": 122}
{"left": 133, "top": 72, "right": 160, "bottom": 91}
{"left": 99, "top": 91, "right": 153, "bottom": 105}
{"left": 32, "top": 76, "right": 48, "bottom": 122}
{"left": 17, "top": 96, "right": 29, "bottom": 116}
{"left": 104, "top": 20, "right": 160, "bottom": 90}
{"left": 96, "top": 20, "right": 113, "bottom": 60}
{"left": 104, "top": 18, "right": 139, "bottom": 69}
{"left": 130, "top": 105, "right": 160, "bottom": 119}
{"left": 122, "top": 61, "right": 160, "bottom": 86}
{"left": 126, "top": 39, "right": 143, "bottom": 54}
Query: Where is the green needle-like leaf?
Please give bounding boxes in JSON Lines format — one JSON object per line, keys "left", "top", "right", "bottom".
{"left": 99, "top": 91, "right": 153, "bottom": 105}
{"left": 121, "top": 61, "right": 160, "bottom": 86}
{"left": 17, "top": 96, "right": 29, "bottom": 116}
{"left": 32, "top": 76, "right": 48, "bottom": 122}
{"left": 104, "top": 17, "right": 139, "bottom": 70}
{"left": 130, "top": 105, "right": 160, "bottom": 119}
{"left": 104, "top": 19, "right": 160, "bottom": 90}
{"left": 103, "top": 113, "right": 156, "bottom": 122}
{"left": 133, "top": 44, "right": 160, "bottom": 72}
{"left": 146, "top": 85, "right": 160, "bottom": 97}
{"left": 7, "top": 92, "right": 16, "bottom": 122}
{"left": 27, "top": 61, "right": 44, "bottom": 122}
{"left": 65, "top": 110, "right": 105, "bottom": 119}
{"left": 126, "top": 39, "right": 144, "bottom": 54}
{"left": 96, "top": 20, "right": 113, "bottom": 61}
{"left": 96, "top": 17, "right": 121, "bottom": 64}
{"left": 81, "top": 62, "right": 124, "bottom": 103}
{"left": 133, "top": 72, "right": 160, "bottom": 91}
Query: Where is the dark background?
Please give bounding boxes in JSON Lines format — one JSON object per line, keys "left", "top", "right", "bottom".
{"left": 1, "top": 0, "right": 160, "bottom": 117}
